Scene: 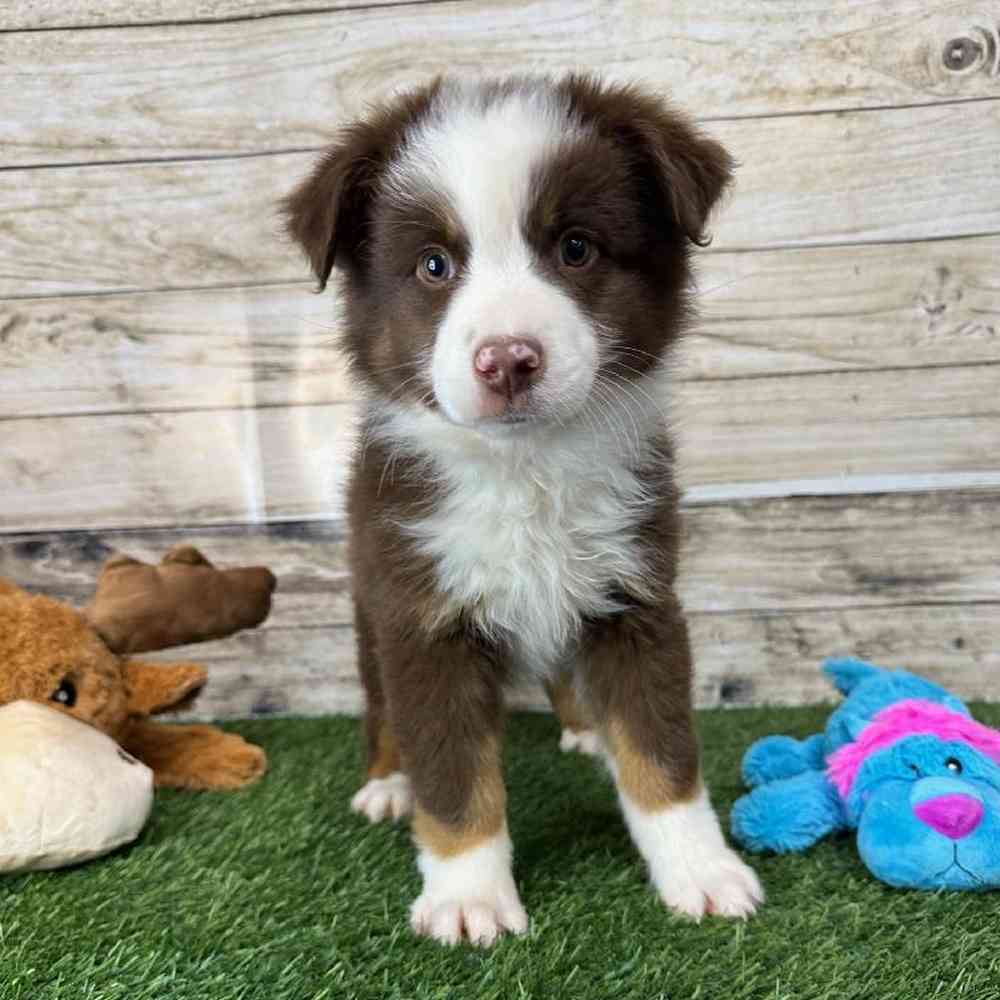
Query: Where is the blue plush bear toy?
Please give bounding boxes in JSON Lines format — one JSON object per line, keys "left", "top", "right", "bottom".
{"left": 731, "top": 658, "right": 1000, "bottom": 890}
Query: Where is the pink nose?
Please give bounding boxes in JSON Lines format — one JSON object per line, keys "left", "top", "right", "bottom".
{"left": 913, "top": 793, "right": 984, "bottom": 840}
{"left": 473, "top": 337, "right": 544, "bottom": 399}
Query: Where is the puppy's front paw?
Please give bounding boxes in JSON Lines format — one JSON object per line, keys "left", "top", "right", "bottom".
{"left": 654, "top": 845, "right": 763, "bottom": 920}
{"left": 558, "top": 728, "right": 602, "bottom": 756}
{"left": 620, "top": 786, "right": 764, "bottom": 922}
{"left": 350, "top": 772, "right": 413, "bottom": 823}
{"left": 411, "top": 832, "right": 528, "bottom": 947}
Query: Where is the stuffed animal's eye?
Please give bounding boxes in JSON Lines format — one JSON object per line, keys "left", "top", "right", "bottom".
{"left": 51, "top": 678, "right": 77, "bottom": 708}
{"left": 946, "top": 757, "right": 963, "bottom": 774}
{"left": 417, "top": 248, "right": 452, "bottom": 284}
{"left": 908, "top": 763, "right": 922, "bottom": 777}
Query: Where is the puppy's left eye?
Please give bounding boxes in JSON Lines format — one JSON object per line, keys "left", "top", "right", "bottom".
{"left": 560, "top": 234, "right": 595, "bottom": 268}
{"left": 51, "top": 678, "right": 77, "bottom": 708}
{"left": 946, "top": 757, "right": 963, "bottom": 774}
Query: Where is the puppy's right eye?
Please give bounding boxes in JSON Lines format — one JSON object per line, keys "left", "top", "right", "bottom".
{"left": 52, "top": 678, "right": 77, "bottom": 708}
{"left": 418, "top": 248, "right": 452, "bottom": 285}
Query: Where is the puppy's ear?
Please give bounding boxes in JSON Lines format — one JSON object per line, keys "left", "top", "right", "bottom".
{"left": 637, "top": 116, "right": 734, "bottom": 247}
{"left": 559, "top": 75, "right": 734, "bottom": 246}
{"left": 281, "top": 80, "right": 442, "bottom": 290}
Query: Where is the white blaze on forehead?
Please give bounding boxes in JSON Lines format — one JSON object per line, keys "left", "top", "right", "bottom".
{"left": 386, "top": 82, "right": 576, "bottom": 260}
{"left": 384, "top": 82, "right": 600, "bottom": 428}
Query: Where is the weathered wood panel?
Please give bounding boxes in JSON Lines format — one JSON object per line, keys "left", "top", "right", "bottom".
{"left": 5, "top": 490, "right": 997, "bottom": 619}
{"left": 688, "top": 235, "right": 1000, "bottom": 379}
{"left": 1, "top": 405, "right": 357, "bottom": 532}
{"left": 159, "top": 602, "right": 1000, "bottom": 719}
{"left": 0, "top": 0, "right": 438, "bottom": 31}
{"left": 3, "top": 493, "right": 997, "bottom": 717}
{"left": 3, "top": 1, "right": 998, "bottom": 165}
{"left": 0, "top": 283, "right": 348, "bottom": 418}
{"left": 4, "top": 235, "right": 999, "bottom": 419}
{"left": 5, "top": 364, "right": 997, "bottom": 531}
{"left": 5, "top": 100, "right": 999, "bottom": 298}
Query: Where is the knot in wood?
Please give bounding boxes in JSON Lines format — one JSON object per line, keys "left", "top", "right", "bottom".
{"left": 943, "top": 36, "right": 982, "bottom": 72}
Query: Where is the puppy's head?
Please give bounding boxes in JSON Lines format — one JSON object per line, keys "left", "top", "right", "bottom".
{"left": 284, "top": 75, "right": 732, "bottom": 432}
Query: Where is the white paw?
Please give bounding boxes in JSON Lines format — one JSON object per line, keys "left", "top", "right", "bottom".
{"left": 619, "top": 786, "right": 764, "bottom": 922}
{"left": 411, "top": 830, "right": 528, "bottom": 947}
{"left": 350, "top": 772, "right": 413, "bottom": 823}
{"left": 559, "top": 728, "right": 602, "bottom": 756}
{"left": 654, "top": 844, "right": 763, "bottom": 921}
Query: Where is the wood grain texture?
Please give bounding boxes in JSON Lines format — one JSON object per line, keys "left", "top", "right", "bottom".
{"left": 4, "top": 362, "right": 996, "bottom": 531}
{"left": 144, "top": 604, "right": 1000, "bottom": 720}
{"left": 2, "top": 496, "right": 997, "bottom": 717}
{"left": 0, "top": 0, "right": 433, "bottom": 31}
{"left": 688, "top": 234, "right": 1000, "bottom": 379}
{"left": 4, "top": 490, "right": 997, "bottom": 619}
{"left": 0, "top": 283, "right": 348, "bottom": 418}
{"left": 3, "top": 1, "right": 999, "bottom": 164}
{"left": 4, "top": 235, "right": 999, "bottom": 419}
{"left": 5, "top": 99, "right": 999, "bottom": 298}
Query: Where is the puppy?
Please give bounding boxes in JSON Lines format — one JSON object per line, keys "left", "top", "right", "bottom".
{"left": 283, "top": 75, "right": 763, "bottom": 946}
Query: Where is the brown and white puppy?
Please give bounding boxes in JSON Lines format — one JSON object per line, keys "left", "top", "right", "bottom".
{"left": 284, "top": 75, "right": 763, "bottom": 946}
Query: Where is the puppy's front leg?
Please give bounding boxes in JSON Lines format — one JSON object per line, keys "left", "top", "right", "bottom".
{"left": 583, "top": 599, "right": 764, "bottom": 919}
{"left": 383, "top": 626, "right": 527, "bottom": 947}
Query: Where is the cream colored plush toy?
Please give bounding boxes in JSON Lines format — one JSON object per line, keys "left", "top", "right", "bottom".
{"left": 0, "top": 701, "right": 154, "bottom": 872}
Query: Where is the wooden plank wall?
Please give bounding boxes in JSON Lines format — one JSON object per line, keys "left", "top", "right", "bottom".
{"left": 1, "top": 1, "right": 998, "bottom": 719}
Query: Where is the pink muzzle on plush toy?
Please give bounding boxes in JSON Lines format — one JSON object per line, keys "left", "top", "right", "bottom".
{"left": 913, "top": 794, "right": 984, "bottom": 840}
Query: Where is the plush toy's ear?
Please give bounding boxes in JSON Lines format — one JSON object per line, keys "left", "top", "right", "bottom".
{"left": 124, "top": 660, "right": 208, "bottom": 716}
{"left": 281, "top": 79, "right": 442, "bottom": 290}
{"left": 86, "top": 545, "right": 276, "bottom": 655}
{"left": 823, "top": 657, "right": 884, "bottom": 696}
{"left": 558, "top": 74, "right": 734, "bottom": 246}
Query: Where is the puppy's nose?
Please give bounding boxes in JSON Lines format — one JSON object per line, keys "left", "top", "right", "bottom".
{"left": 914, "top": 793, "right": 984, "bottom": 840}
{"left": 473, "top": 337, "right": 544, "bottom": 399}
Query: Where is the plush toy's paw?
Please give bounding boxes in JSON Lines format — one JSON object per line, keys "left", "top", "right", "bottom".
{"left": 741, "top": 734, "right": 824, "bottom": 787}
{"left": 196, "top": 733, "right": 267, "bottom": 790}
{"left": 124, "top": 721, "right": 266, "bottom": 790}
{"left": 731, "top": 769, "right": 846, "bottom": 854}
{"left": 558, "top": 728, "right": 602, "bottom": 756}
{"left": 350, "top": 772, "right": 413, "bottom": 823}
{"left": 411, "top": 833, "right": 528, "bottom": 947}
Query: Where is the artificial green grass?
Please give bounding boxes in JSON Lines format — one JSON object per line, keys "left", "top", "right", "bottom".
{"left": 4, "top": 707, "right": 1000, "bottom": 1000}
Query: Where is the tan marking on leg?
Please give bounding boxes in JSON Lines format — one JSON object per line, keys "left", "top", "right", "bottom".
{"left": 367, "top": 719, "right": 402, "bottom": 780}
{"left": 605, "top": 718, "right": 697, "bottom": 813}
{"left": 412, "top": 740, "right": 506, "bottom": 859}
{"left": 545, "top": 673, "right": 593, "bottom": 733}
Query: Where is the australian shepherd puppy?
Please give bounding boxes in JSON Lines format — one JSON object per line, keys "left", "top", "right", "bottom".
{"left": 283, "top": 74, "right": 763, "bottom": 946}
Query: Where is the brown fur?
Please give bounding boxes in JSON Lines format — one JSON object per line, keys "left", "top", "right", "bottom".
{"left": 284, "top": 75, "right": 732, "bottom": 854}
{"left": 544, "top": 674, "right": 594, "bottom": 734}
{"left": 0, "top": 547, "right": 274, "bottom": 790}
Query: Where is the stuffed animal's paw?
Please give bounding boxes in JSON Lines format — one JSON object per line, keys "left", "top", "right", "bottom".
{"left": 731, "top": 770, "right": 846, "bottom": 854}
{"left": 741, "top": 734, "right": 825, "bottom": 787}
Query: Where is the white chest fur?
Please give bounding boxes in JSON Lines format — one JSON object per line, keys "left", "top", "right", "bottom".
{"left": 372, "top": 401, "right": 659, "bottom": 672}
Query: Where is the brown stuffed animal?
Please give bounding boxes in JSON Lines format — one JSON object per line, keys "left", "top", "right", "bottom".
{"left": 0, "top": 546, "right": 276, "bottom": 790}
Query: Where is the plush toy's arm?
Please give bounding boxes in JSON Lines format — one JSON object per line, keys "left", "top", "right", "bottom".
{"left": 120, "top": 719, "right": 266, "bottom": 790}
{"left": 731, "top": 770, "right": 848, "bottom": 854}
{"left": 741, "top": 733, "right": 826, "bottom": 787}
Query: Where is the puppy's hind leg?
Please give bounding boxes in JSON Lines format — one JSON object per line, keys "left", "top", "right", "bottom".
{"left": 544, "top": 672, "right": 602, "bottom": 756}
{"left": 350, "top": 601, "right": 413, "bottom": 823}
